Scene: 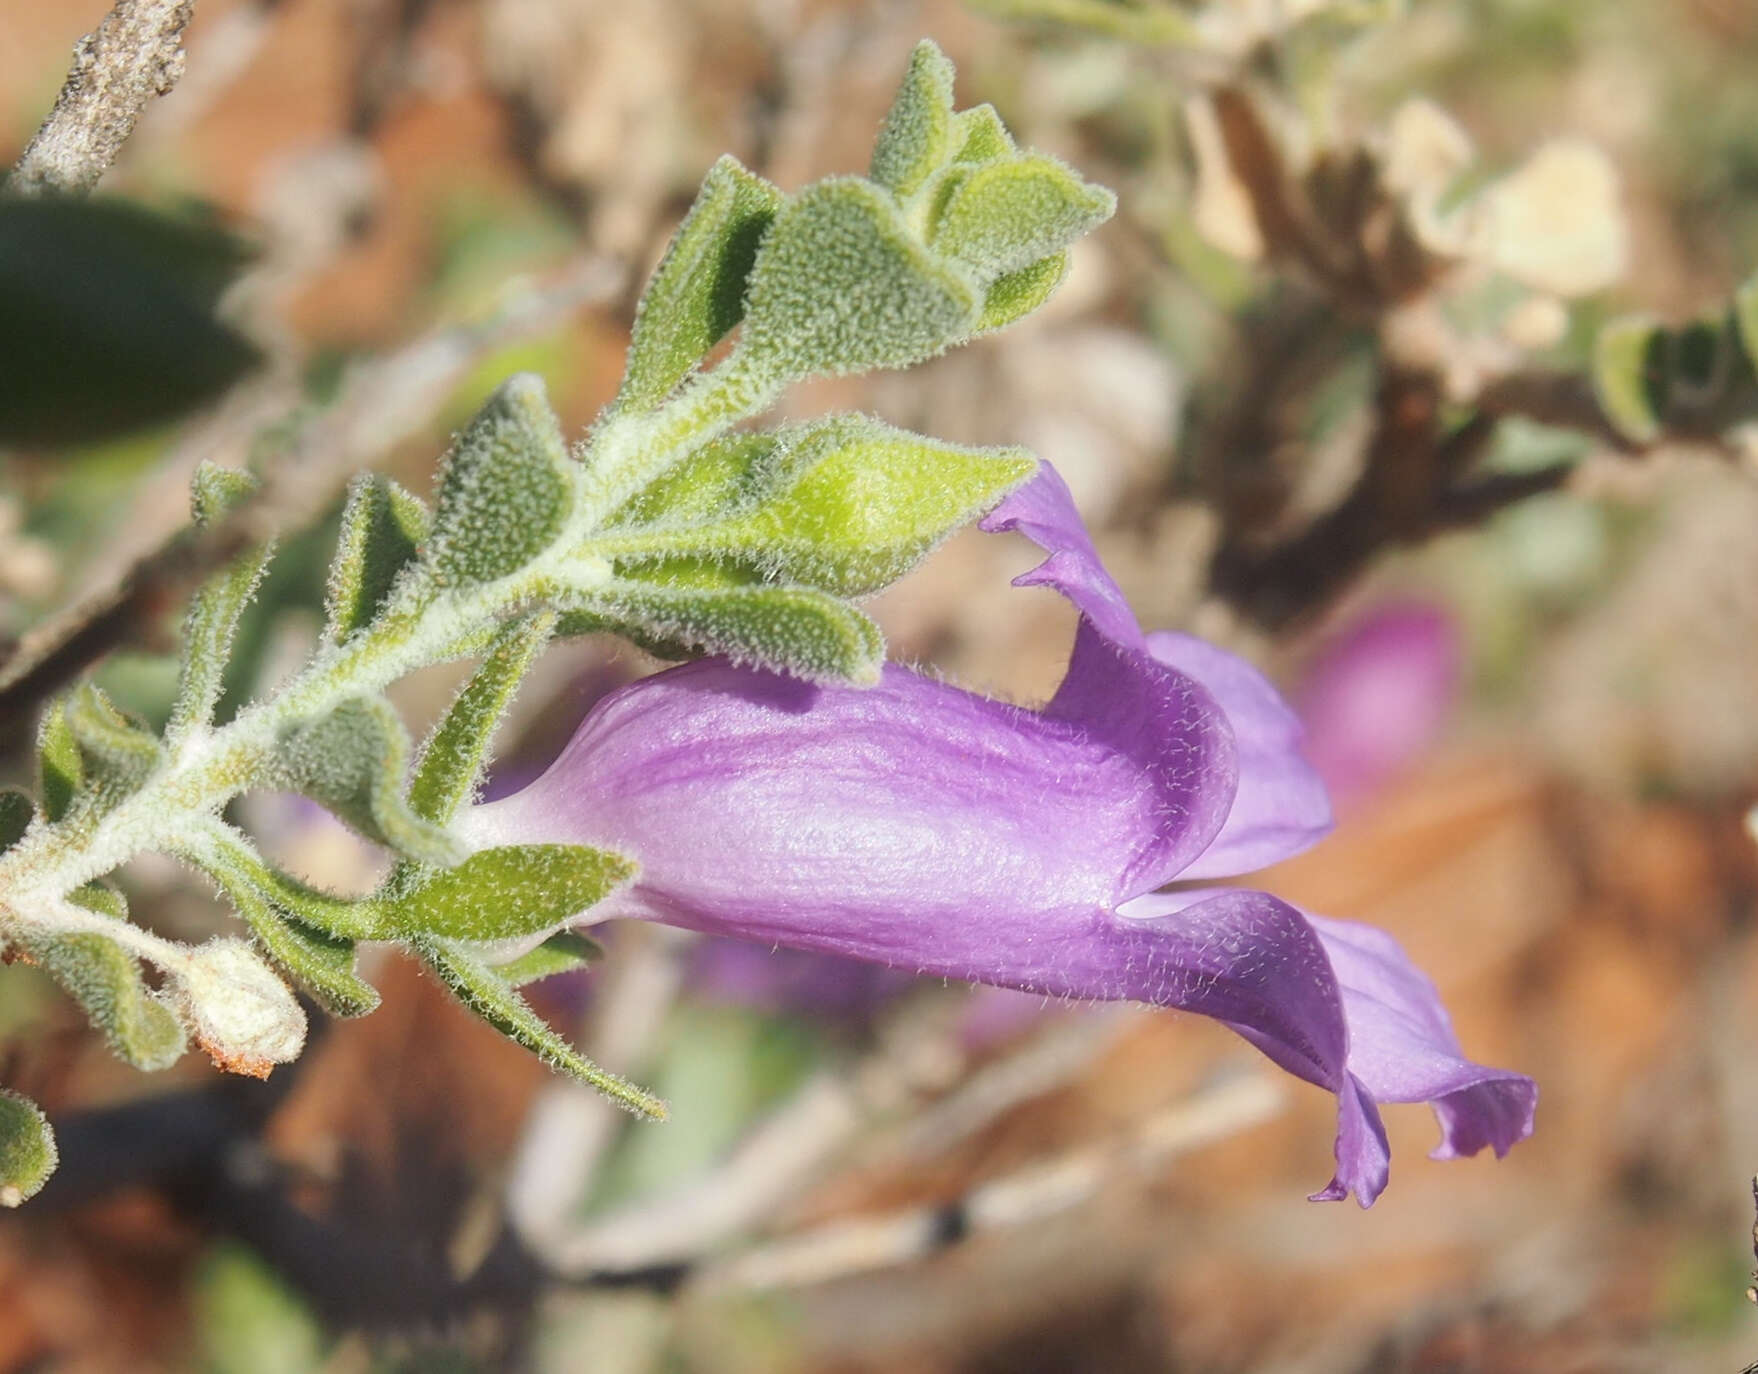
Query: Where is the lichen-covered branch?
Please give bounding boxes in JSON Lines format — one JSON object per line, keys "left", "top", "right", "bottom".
{"left": 8, "top": 0, "right": 197, "bottom": 196}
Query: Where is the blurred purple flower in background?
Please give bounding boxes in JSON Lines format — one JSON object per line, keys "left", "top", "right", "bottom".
{"left": 1296, "top": 601, "right": 1463, "bottom": 808}
{"left": 465, "top": 465, "right": 1533, "bottom": 1206}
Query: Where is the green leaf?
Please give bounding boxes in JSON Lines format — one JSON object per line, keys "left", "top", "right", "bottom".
{"left": 963, "top": 0, "right": 1202, "bottom": 44}
{"left": 409, "top": 612, "right": 555, "bottom": 825}
{"left": 618, "top": 156, "right": 783, "bottom": 413}
{"left": 425, "top": 374, "right": 575, "bottom": 588}
{"left": 559, "top": 576, "right": 885, "bottom": 684}
{"left": 740, "top": 177, "right": 980, "bottom": 380}
{"left": 184, "top": 829, "right": 383, "bottom": 939}
{"left": 37, "top": 700, "right": 82, "bottom": 823}
{"left": 63, "top": 684, "right": 164, "bottom": 812}
{"left": 69, "top": 880, "right": 127, "bottom": 918}
{"left": 194, "top": 1243, "right": 326, "bottom": 1374}
{"left": 929, "top": 154, "right": 1115, "bottom": 278}
{"left": 0, "top": 789, "right": 34, "bottom": 854}
{"left": 1732, "top": 270, "right": 1758, "bottom": 370}
{"left": 607, "top": 431, "right": 780, "bottom": 530}
{"left": 0, "top": 197, "right": 260, "bottom": 446}
{"left": 951, "top": 104, "right": 1017, "bottom": 167}
{"left": 491, "top": 930, "right": 603, "bottom": 989}
{"left": 870, "top": 40, "right": 956, "bottom": 200}
{"left": 1593, "top": 315, "right": 1667, "bottom": 443}
{"left": 237, "top": 909, "right": 377, "bottom": 1019}
{"left": 168, "top": 465, "right": 272, "bottom": 744}
{"left": 385, "top": 843, "right": 634, "bottom": 943}
{"left": 24, "top": 891, "right": 187, "bottom": 1071}
{"left": 189, "top": 835, "right": 380, "bottom": 1018}
{"left": 0, "top": 1090, "right": 56, "bottom": 1207}
{"left": 275, "top": 695, "right": 461, "bottom": 866}
{"left": 599, "top": 416, "right": 1036, "bottom": 596}
{"left": 417, "top": 936, "right": 666, "bottom": 1119}
{"left": 323, "top": 474, "right": 431, "bottom": 644}
{"left": 978, "top": 251, "right": 1069, "bottom": 332}
{"left": 190, "top": 463, "right": 258, "bottom": 526}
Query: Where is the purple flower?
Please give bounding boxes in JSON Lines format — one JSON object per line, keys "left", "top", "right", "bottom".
{"left": 1297, "top": 601, "right": 1462, "bottom": 806}
{"left": 464, "top": 465, "right": 1534, "bottom": 1205}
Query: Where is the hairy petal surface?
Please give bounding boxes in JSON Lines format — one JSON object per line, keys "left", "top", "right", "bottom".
{"left": 1308, "top": 913, "right": 1537, "bottom": 1163}
{"left": 1146, "top": 630, "right": 1332, "bottom": 879}
{"left": 466, "top": 654, "right": 1226, "bottom": 972}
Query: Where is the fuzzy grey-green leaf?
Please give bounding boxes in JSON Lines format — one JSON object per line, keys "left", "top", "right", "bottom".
{"left": 492, "top": 930, "right": 603, "bottom": 988}
{"left": 190, "top": 462, "right": 258, "bottom": 527}
{"left": 740, "top": 178, "right": 979, "bottom": 380}
{"left": 560, "top": 575, "right": 885, "bottom": 683}
{"left": 0, "top": 1090, "right": 56, "bottom": 1206}
{"left": 930, "top": 154, "right": 1115, "bottom": 278}
{"left": 417, "top": 937, "right": 666, "bottom": 1118}
{"left": 275, "top": 695, "right": 460, "bottom": 866}
{"left": 387, "top": 843, "right": 634, "bottom": 943}
{"left": 36, "top": 701, "right": 81, "bottom": 824}
{"left": 870, "top": 39, "right": 956, "bottom": 199}
{"left": 619, "top": 156, "right": 782, "bottom": 413}
{"left": 190, "top": 835, "right": 381, "bottom": 1017}
{"left": 23, "top": 903, "right": 186, "bottom": 1071}
{"left": 426, "top": 375, "right": 574, "bottom": 588}
{"left": 64, "top": 684, "right": 164, "bottom": 813}
{"left": 324, "top": 474, "right": 430, "bottom": 643}
{"left": 169, "top": 465, "right": 272, "bottom": 744}
{"left": 409, "top": 613, "right": 554, "bottom": 826}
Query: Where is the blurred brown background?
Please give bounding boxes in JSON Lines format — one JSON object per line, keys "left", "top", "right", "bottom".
{"left": 4, "top": 2, "right": 1758, "bottom": 1371}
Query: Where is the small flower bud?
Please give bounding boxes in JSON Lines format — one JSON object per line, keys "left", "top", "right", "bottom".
{"left": 171, "top": 939, "right": 306, "bottom": 1079}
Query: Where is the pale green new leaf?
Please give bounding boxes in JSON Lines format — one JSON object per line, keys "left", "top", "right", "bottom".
{"left": 600, "top": 416, "right": 1036, "bottom": 596}
{"left": 963, "top": 0, "right": 1202, "bottom": 45}
{"left": 384, "top": 842, "right": 634, "bottom": 943}
{"left": 951, "top": 104, "right": 1016, "bottom": 167}
{"left": 619, "top": 156, "right": 783, "bottom": 413}
{"left": 870, "top": 39, "right": 956, "bottom": 199}
{"left": 409, "top": 612, "right": 555, "bottom": 825}
{"left": 740, "top": 178, "right": 979, "bottom": 380}
{"left": 978, "top": 251, "right": 1069, "bottom": 332}
{"left": 323, "top": 473, "right": 430, "bottom": 644}
{"left": 930, "top": 154, "right": 1115, "bottom": 278}
{"left": 168, "top": 464, "right": 272, "bottom": 745}
{"left": 607, "top": 431, "right": 778, "bottom": 529}
{"left": 426, "top": 375, "right": 574, "bottom": 588}
{"left": 1593, "top": 315, "right": 1666, "bottom": 443}
{"left": 275, "top": 695, "right": 461, "bottom": 866}
{"left": 417, "top": 937, "right": 666, "bottom": 1119}
{"left": 491, "top": 930, "right": 603, "bottom": 988}
{"left": 1733, "top": 270, "right": 1758, "bottom": 370}
{"left": 0, "top": 1091, "right": 56, "bottom": 1207}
